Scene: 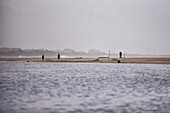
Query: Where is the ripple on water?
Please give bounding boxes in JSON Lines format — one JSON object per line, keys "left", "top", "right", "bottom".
{"left": 0, "top": 61, "right": 170, "bottom": 113}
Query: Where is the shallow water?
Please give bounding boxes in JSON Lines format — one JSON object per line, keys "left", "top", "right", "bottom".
{"left": 0, "top": 61, "right": 170, "bottom": 113}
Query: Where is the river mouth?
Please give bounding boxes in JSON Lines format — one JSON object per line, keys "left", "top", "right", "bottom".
{"left": 0, "top": 61, "right": 170, "bottom": 113}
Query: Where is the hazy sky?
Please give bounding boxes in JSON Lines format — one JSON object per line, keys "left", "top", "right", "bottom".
{"left": 0, "top": 0, "right": 170, "bottom": 54}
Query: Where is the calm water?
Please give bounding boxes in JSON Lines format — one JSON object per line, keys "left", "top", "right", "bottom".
{"left": 0, "top": 61, "right": 170, "bottom": 113}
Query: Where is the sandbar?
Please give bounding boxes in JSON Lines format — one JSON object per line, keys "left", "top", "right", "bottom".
{"left": 0, "top": 57, "right": 170, "bottom": 64}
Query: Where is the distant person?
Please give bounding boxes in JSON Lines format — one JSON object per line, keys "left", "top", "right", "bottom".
{"left": 119, "top": 52, "right": 122, "bottom": 58}
{"left": 42, "top": 54, "right": 44, "bottom": 61}
{"left": 58, "top": 53, "right": 60, "bottom": 59}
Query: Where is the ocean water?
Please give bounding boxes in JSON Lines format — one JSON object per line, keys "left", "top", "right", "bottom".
{"left": 0, "top": 61, "right": 170, "bottom": 113}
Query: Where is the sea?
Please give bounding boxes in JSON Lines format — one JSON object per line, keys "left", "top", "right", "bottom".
{"left": 1, "top": 55, "right": 170, "bottom": 58}
{"left": 0, "top": 61, "right": 170, "bottom": 113}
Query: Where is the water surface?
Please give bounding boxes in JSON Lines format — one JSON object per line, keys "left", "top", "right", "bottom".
{"left": 0, "top": 61, "right": 170, "bottom": 113}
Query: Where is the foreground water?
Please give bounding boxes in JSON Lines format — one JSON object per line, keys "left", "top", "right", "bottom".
{"left": 0, "top": 61, "right": 170, "bottom": 113}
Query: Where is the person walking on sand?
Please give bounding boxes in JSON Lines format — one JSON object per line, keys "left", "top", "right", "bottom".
{"left": 119, "top": 52, "right": 122, "bottom": 58}
{"left": 58, "top": 53, "right": 60, "bottom": 59}
{"left": 42, "top": 54, "right": 44, "bottom": 61}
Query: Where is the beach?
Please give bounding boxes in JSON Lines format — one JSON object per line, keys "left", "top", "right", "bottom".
{"left": 0, "top": 57, "right": 170, "bottom": 64}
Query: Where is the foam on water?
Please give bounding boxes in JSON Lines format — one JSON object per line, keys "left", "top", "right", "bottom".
{"left": 0, "top": 61, "right": 170, "bottom": 113}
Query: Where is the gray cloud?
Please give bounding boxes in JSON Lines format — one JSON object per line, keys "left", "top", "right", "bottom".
{"left": 0, "top": 0, "right": 170, "bottom": 54}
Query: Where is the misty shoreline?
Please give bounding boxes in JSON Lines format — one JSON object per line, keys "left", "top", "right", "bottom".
{"left": 0, "top": 47, "right": 170, "bottom": 58}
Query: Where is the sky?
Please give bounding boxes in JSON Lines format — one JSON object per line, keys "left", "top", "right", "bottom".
{"left": 0, "top": 0, "right": 170, "bottom": 54}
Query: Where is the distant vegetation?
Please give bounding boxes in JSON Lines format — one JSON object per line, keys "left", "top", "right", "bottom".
{"left": 0, "top": 47, "right": 169, "bottom": 58}
{"left": 0, "top": 47, "right": 110, "bottom": 57}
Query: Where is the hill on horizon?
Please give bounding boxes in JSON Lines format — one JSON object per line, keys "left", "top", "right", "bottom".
{"left": 0, "top": 47, "right": 169, "bottom": 58}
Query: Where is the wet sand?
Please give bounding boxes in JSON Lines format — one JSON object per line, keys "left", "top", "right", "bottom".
{"left": 0, "top": 57, "right": 170, "bottom": 64}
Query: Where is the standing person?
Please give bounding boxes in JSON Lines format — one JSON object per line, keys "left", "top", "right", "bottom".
{"left": 119, "top": 52, "right": 122, "bottom": 58}
{"left": 58, "top": 53, "right": 60, "bottom": 59}
{"left": 42, "top": 54, "right": 44, "bottom": 61}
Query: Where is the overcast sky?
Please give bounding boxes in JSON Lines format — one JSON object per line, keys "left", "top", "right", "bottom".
{"left": 0, "top": 0, "right": 170, "bottom": 54}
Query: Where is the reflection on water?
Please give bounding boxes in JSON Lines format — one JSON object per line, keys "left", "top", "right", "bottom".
{"left": 0, "top": 61, "right": 170, "bottom": 113}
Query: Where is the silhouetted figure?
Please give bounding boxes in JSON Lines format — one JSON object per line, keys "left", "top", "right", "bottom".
{"left": 119, "top": 52, "right": 122, "bottom": 58}
{"left": 42, "top": 54, "right": 44, "bottom": 61}
{"left": 58, "top": 53, "right": 60, "bottom": 59}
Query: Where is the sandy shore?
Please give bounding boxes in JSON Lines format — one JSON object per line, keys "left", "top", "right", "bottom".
{"left": 0, "top": 57, "right": 170, "bottom": 64}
